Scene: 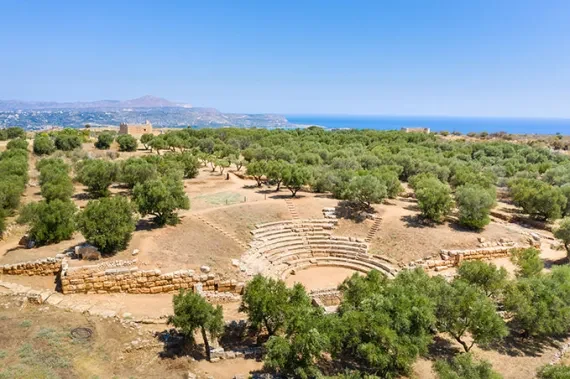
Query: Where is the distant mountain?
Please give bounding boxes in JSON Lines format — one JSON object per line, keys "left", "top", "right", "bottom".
{"left": 0, "top": 96, "right": 292, "bottom": 129}
{"left": 0, "top": 95, "right": 190, "bottom": 111}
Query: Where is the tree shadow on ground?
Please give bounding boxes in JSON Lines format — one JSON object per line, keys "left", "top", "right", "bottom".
{"left": 425, "top": 336, "right": 462, "bottom": 360}
{"left": 403, "top": 204, "right": 421, "bottom": 212}
{"left": 544, "top": 256, "right": 569, "bottom": 269}
{"left": 485, "top": 332, "right": 566, "bottom": 357}
{"left": 401, "top": 214, "right": 435, "bottom": 229}
{"left": 334, "top": 201, "right": 372, "bottom": 223}
{"left": 268, "top": 193, "right": 303, "bottom": 200}
{"left": 155, "top": 329, "right": 205, "bottom": 360}
{"left": 72, "top": 192, "right": 91, "bottom": 201}
{"left": 447, "top": 220, "right": 482, "bottom": 234}
{"left": 135, "top": 218, "right": 162, "bottom": 232}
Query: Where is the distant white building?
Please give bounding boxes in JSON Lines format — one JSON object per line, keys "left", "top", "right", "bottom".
{"left": 401, "top": 127, "right": 431, "bottom": 133}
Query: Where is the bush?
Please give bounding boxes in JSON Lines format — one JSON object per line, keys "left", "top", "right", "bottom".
{"left": 509, "top": 178, "right": 567, "bottom": 220}
{"left": 341, "top": 174, "right": 387, "bottom": 208}
{"left": 510, "top": 247, "right": 543, "bottom": 278}
{"left": 140, "top": 133, "right": 154, "bottom": 150}
{"left": 455, "top": 184, "right": 496, "bottom": 229}
{"left": 6, "top": 127, "right": 25, "bottom": 139}
{"left": 537, "top": 364, "right": 570, "bottom": 379}
{"left": 18, "top": 200, "right": 76, "bottom": 245}
{"left": 33, "top": 134, "right": 56, "bottom": 155}
{"left": 75, "top": 159, "right": 118, "bottom": 197}
{"left": 132, "top": 175, "right": 190, "bottom": 226}
{"left": 76, "top": 196, "right": 137, "bottom": 253}
{"left": 434, "top": 353, "right": 502, "bottom": 379}
{"left": 457, "top": 261, "right": 508, "bottom": 298}
{"left": 7, "top": 138, "right": 28, "bottom": 151}
{"left": 120, "top": 158, "right": 158, "bottom": 188}
{"left": 54, "top": 129, "right": 82, "bottom": 151}
{"left": 116, "top": 134, "right": 138, "bottom": 152}
{"left": 94, "top": 132, "right": 114, "bottom": 150}
{"left": 415, "top": 177, "right": 454, "bottom": 222}
{"left": 554, "top": 217, "right": 570, "bottom": 257}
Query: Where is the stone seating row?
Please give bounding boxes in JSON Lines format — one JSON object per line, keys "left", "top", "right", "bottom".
{"left": 278, "top": 256, "right": 396, "bottom": 279}
{"left": 257, "top": 228, "right": 332, "bottom": 242}
{"left": 252, "top": 220, "right": 337, "bottom": 237}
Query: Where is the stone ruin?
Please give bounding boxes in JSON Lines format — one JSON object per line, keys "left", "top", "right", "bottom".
{"left": 239, "top": 218, "right": 398, "bottom": 280}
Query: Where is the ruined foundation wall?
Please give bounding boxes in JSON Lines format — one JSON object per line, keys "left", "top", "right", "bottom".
{"left": 1, "top": 255, "right": 65, "bottom": 276}
{"left": 60, "top": 261, "right": 244, "bottom": 297}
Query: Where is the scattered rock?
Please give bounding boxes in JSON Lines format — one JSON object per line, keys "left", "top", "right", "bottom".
{"left": 231, "top": 259, "right": 240, "bottom": 267}
{"left": 75, "top": 244, "right": 101, "bottom": 261}
{"left": 477, "top": 237, "right": 486, "bottom": 243}
{"left": 186, "top": 373, "right": 197, "bottom": 379}
{"left": 132, "top": 249, "right": 139, "bottom": 256}
{"left": 200, "top": 265, "right": 211, "bottom": 273}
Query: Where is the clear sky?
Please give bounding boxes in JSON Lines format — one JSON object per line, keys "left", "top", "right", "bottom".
{"left": 1, "top": 0, "right": 569, "bottom": 117}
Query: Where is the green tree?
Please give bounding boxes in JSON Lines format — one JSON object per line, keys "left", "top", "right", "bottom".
{"left": 140, "top": 133, "right": 155, "bottom": 150}
{"left": 120, "top": 157, "right": 158, "bottom": 188}
{"left": 132, "top": 175, "right": 190, "bottom": 226}
{"left": 264, "top": 284, "right": 327, "bottom": 378}
{"left": 164, "top": 152, "right": 200, "bottom": 178}
{"left": 246, "top": 160, "right": 268, "bottom": 187}
{"left": 40, "top": 169, "right": 73, "bottom": 202}
{"left": 17, "top": 200, "right": 76, "bottom": 245}
{"left": 455, "top": 184, "right": 496, "bottom": 229}
{"left": 76, "top": 196, "right": 137, "bottom": 254}
{"left": 149, "top": 135, "right": 168, "bottom": 154}
{"left": 75, "top": 159, "right": 118, "bottom": 197}
{"left": 116, "top": 134, "right": 138, "bottom": 152}
{"left": 504, "top": 268, "right": 570, "bottom": 337}
{"left": 94, "top": 132, "right": 114, "bottom": 150}
{"left": 457, "top": 261, "right": 508, "bottom": 298}
{"left": 434, "top": 280, "right": 507, "bottom": 352}
{"left": 33, "top": 134, "right": 56, "bottom": 155}
{"left": 434, "top": 353, "right": 503, "bottom": 379}
{"left": 6, "top": 127, "right": 25, "bottom": 139}
{"left": 332, "top": 270, "right": 436, "bottom": 377}
{"left": 508, "top": 178, "right": 567, "bottom": 221}
{"left": 554, "top": 217, "right": 570, "bottom": 258}
{"left": 266, "top": 160, "right": 287, "bottom": 191}
{"left": 537, "top": 364, "right": 570, "bottom": 379}
{"left": 415, "top": 177, "right": 454, "bottom": 222}
{"left": 342, "top": 174, "right": 387, "bottom": 209}
{"left": 510, "top": 248, "right": 544, "bottom": 278}
{"left": 239, "top": 275, "right": 292, "bottom": 336}
{"left": 169, "top": 290, "right": 224, "bottom": 361}
{"left": 7, "top": 138, "right": 28, "bottom": 151}
{"left": 54, "top": 129, "right": 82, "bottom": 151}
{"left": 282, "top": 164, "right": 311, "bottom": 197}
{"left": 0, "top": 177, "right": 26, "bottom": 212}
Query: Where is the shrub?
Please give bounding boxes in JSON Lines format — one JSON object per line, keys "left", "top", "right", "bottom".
{"left": 415, "top": 177, "right": 454, "bottom": 222}
{"left": 116, "top": 134, "right": 138, "bottom": 152}
{"left": 54, "top": 129, "right": 82, "bottom": 151}
{"left": 33, "top": 134, "right": 56, "bottom": 155}
{"left": 75, "top": 159, "right": 118, "bottom": 197}
{"left": 434, "top": 353, "right": 502, "bottom": 379}
{"left": 537, "top": 364, "right": 570, "bottom": 379}
{"left": 7, "top": 138, "right": 28, "bottom": 151}
{"left": 554, "top": 217, "right": 570, "bottom": 258}
{"left": 120, "top": 157, "right": 158, "bottom": 188}
{"left": 457, "top": 261, "right": 508, "bottom": 298}
{"left": 94, "top": 132, "right": 114, "bottom": 150}
{"left": 455, "top": 184, "right": 496, "bottom": 229}
{"left": 510, "top": 247, "right": 543, "bottom": 278}
{"left": 132, "top": 175, "right": 190, "bottom": 226}
{"left": 6, "top": 127, "right": 26, "bottom": 139}
{"left": 341, "top": 174, "right": 387, "bottom": 208}
{"left": 18, "top": 200, "right": 76, "bottom": 245}
{"left": 76, "top": 196, "right": 137, "bottom": 253}
{"left": 509, "top": 178, "right": 567, "bottom": 220}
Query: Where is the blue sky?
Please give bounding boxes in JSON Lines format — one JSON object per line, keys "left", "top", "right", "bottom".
{"left": 1, "top": 0, "right": 569, "bottom": 117}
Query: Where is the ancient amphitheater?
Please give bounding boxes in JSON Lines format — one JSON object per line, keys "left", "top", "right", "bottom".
{"left": 239, "top": 217, "right": 398, "bottom": 281}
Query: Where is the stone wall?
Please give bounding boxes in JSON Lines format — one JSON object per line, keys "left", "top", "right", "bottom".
{"left": 1, "top": 254, "right": 66, "bottom": 276}
{"left": 408, "top": 244, "right": 520, "bottom": 272}
{"left": 60, "top": 261, "right": 244, "bottom": 298}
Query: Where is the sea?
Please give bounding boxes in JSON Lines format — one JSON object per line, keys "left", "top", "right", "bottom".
{"left": 285, "top": 115, "right": 570, "bottom": 135}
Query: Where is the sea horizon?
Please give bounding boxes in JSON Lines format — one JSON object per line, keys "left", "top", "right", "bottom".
{"left": 285, "top": 114, "right": 570, "bottom": 135}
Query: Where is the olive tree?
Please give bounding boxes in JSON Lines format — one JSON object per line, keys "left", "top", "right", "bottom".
{"left": 33, "top": 134, "right": 56, "bottom": 155}
{"left": 434, "top": 353, "right": 502, "bottom": 379}
{"left": 455, "top": 184, "right": 496, "bottom": 229}
{"left": 140, "top": 133, "right": 154, "bottom": 150}
{"left": 554, "top": 217, "right": 570, "bottom": 258}
{"left": 17, "top": 200, "right": 76, "bottom": 245}
{"left": 169, "top": 290, "right": 224, "bottom": 361}
{"left": 76, "top": 196, "right": 137, "bottom": 254}
{"left": 76, "top": 159, "right": 118, "bottom": 197}
{"left": 282, "top": 164, "right": 311, "bottom": 197}
{"left": 342, "top": 174, "right": 387, "bottom": 209}
{"left": 415, "top": 177, "right": 454, "bottom": 222}
{"left": 95, "top": 132, "right": 115, "bottom": 150}
{"left": 132, "top": 175, "right": 190, "bottom": 226}
{"left": 116, "top": 134, "right": 138, "bottom": 152}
